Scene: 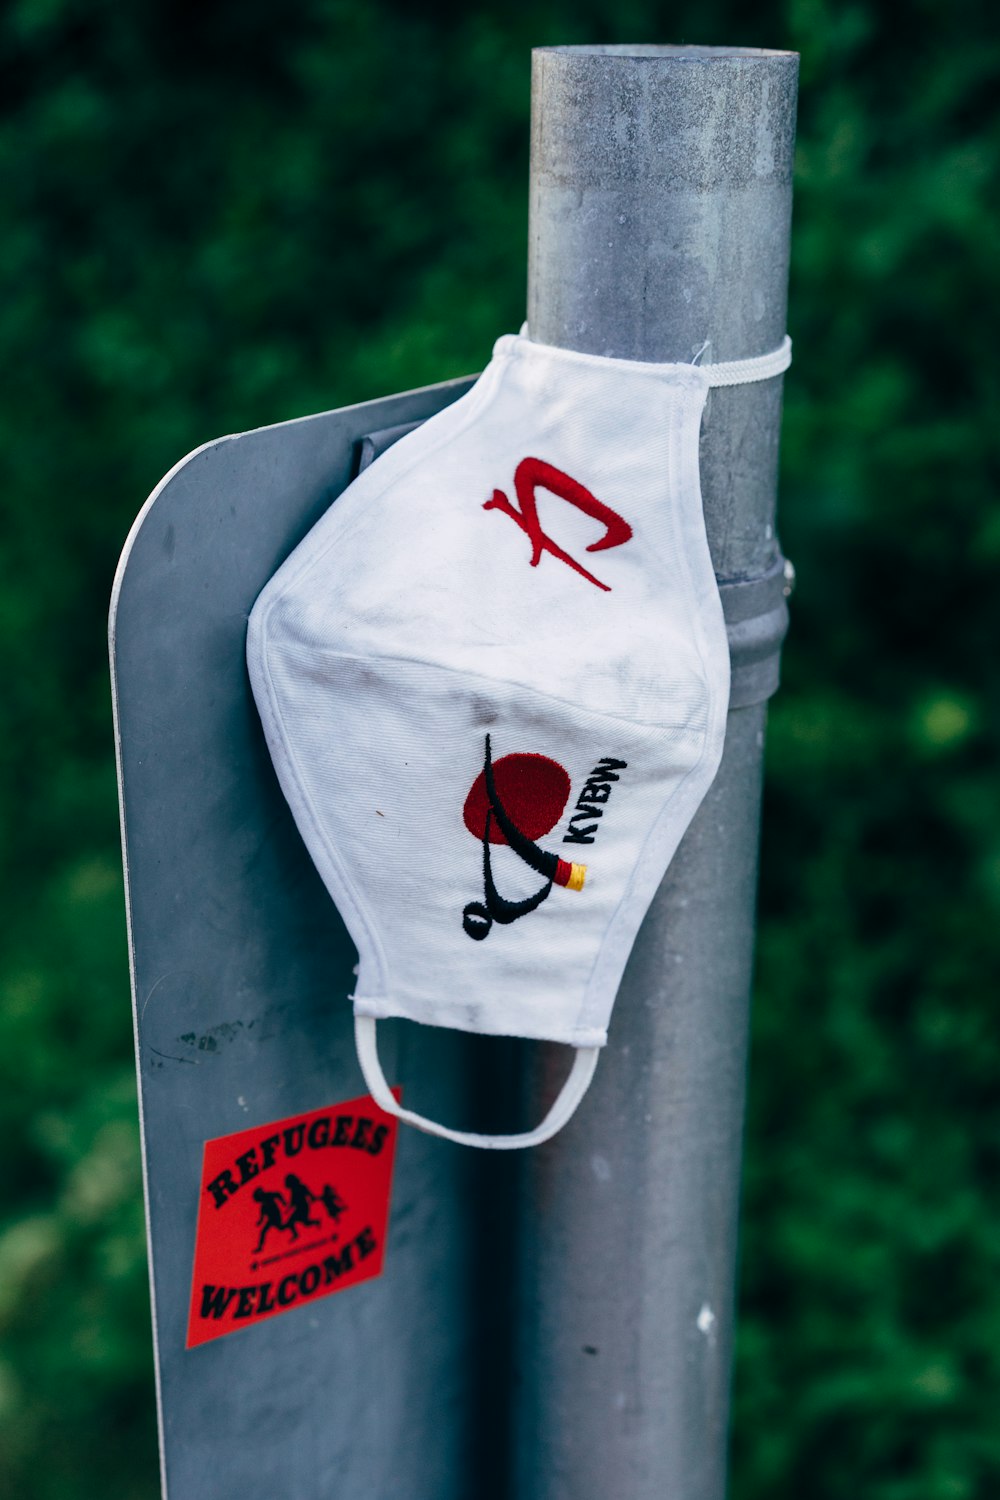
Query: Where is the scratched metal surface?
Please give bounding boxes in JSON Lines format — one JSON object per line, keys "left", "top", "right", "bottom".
{"left": 515, "top": 47, "right": 799, "bottom": 1500}
{"left": 108, "top": 375, "right": 533, "bottom": 1500}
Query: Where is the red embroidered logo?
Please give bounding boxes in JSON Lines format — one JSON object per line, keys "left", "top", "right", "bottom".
{"left": 484, "top": 457, "right": 632, "bottom": 591}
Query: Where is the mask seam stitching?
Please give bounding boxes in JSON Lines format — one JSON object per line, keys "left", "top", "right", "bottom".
{"left": 249, "top": 603, "right": 391, "bottom": 998}
{"left": 268, "top": 647, "right": 711, "bottom": 738}
{"left": 245, "top": 352, "right": 515, "bottom": 1004}
{"left": 502, "top": 332, "right": 715, "bottom": 383}
{"left": 570, "top": 386, "right": 731, "bottom": 1042}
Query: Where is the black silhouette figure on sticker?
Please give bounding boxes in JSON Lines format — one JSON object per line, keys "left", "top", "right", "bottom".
{"left": 284, "top": 1173, "right": 322, "bottom": 1235}
{"left": 320, "top": 1184, "right": 349, "bottom": 1223}
{"left": 461, "top": 735, "right": 586, "bottom": 941}
{"left": 252, "top": 1187, "right": 288, "bottom": 1253}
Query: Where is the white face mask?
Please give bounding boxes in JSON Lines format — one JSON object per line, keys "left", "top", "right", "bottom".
{"left": 247, "top": 331, "right": 791, "bottom": 1148}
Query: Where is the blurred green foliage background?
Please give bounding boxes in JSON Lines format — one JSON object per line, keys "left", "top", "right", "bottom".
{"left": 1, "top": 1, "right": 998, "bottom": 1496}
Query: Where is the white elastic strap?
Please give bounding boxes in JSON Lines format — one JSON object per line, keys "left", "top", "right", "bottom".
{"left": 703, "top": 335, "right": 792, "bottom": 387}
{"left": 354, "top": 1014, "right": 600, "bottom": 1150}
{"left": 520, "top": 321, "right": 791, "bottom": 387}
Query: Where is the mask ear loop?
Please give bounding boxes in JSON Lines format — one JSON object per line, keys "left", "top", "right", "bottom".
{"left": 702, "top": 335, "right": 792, "bottom": 386}
{"left": 354, "top": 1015, "right": 600, "bottom": 1150}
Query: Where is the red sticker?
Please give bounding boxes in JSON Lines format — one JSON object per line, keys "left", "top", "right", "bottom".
{"left": 186, "top": 1091, "right": 400, "bottom": 1348}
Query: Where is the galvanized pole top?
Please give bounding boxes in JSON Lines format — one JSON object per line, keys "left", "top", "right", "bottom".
{"left": 529, "top": 45, "right": 798, "bottom": 369}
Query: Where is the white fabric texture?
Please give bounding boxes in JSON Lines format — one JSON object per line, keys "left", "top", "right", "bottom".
{"left": 247, "top": 330, "right": 790, "bottom": 1146}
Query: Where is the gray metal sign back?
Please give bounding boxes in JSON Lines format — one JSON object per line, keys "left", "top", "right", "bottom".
{"left": 107, "top": 376, "right": 534, "bottom": 1500}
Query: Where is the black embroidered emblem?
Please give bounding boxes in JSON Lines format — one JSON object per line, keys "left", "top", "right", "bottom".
{"left": 562, "top": 758, "right": 628, "bottom": 846}
{"left": 461, "top": 735, "right": 586, "bottom": 941}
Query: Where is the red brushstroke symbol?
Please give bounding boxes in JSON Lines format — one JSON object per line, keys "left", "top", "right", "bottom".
{"left": 483, "top": 457, "right": 632, "bottom": 591}
{"left": 463, "top": 749, "right": 571, "bottom": 847}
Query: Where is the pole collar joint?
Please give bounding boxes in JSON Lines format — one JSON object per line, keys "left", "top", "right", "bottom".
{"left": 719, "top": 554, "right": 793, "bottom": 709}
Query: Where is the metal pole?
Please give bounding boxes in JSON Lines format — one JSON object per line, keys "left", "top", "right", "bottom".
{"left": 514, "top": 46, "right": 798, "bottom": 1500}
